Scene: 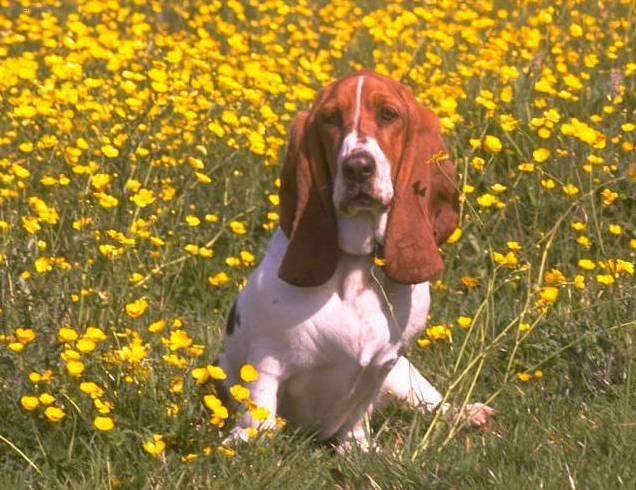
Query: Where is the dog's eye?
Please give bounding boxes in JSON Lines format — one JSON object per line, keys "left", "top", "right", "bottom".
{"left": 322, "top": 109, "right": 342, "bottom": 127}
{"left": 379, "top": 106, "right": 399, "bottom": 124}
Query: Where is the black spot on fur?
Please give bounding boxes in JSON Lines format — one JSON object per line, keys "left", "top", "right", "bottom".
{"left": 225, "top": 301, "right": 239, "bottom": 336}
{"left": 412, "top": 180, "right": 427, "bottom": 197}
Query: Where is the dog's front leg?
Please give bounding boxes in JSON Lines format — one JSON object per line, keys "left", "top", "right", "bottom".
{"left": 225, "top": 363, "right": 282, "bottom": 443}
{"left": 379, "top": 356, "right": 495, "bottom": 427}
{"left": 379, "top": 356, "right": 445, "bottom": 412}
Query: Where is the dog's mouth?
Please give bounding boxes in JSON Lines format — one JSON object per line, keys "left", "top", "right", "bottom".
{"left": 339, "top": 190, "right": 390, "bottom": 215}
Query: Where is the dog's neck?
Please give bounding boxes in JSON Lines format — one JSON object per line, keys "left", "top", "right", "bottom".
{"left": 336, "top": 210, "right": 388, "bottom": 256}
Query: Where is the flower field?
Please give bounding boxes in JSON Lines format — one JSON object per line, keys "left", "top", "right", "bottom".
{"left": 0, "top": 0, "right": 634, "bottom": 487}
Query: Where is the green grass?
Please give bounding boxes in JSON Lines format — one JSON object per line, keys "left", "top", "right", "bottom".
{"left": 0, "top": 0, "right": 635, "bottom": 488}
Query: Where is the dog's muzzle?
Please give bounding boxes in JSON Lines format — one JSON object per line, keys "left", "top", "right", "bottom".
{"left": 339, "top": 151, "right": 389, "bottom": 214}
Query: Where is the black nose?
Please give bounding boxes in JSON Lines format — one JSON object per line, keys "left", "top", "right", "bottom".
{"left": 342, "top": 153, "right": 375, "bottom": 183}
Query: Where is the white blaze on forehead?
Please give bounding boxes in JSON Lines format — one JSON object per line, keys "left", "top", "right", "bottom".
{"left": 354, "top": 75, "right": 365, "bottom": 130}
{"left": 337, "top": 75, "right": 366, "bottom": 164}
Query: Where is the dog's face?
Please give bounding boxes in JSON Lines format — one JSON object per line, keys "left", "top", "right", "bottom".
{"left": 279, "top": 70, "right": 459, "bottom": 287}
{"left": 313, "top": 74, "right": 408, "bottom": 216}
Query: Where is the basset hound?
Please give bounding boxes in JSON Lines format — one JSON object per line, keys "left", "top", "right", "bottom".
{"left": 218, "top": 70, "right": 494, "bottom": 448}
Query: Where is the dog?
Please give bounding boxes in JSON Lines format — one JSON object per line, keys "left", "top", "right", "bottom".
{"left": 217, "top": 70, "right": 494, "bottom": 448}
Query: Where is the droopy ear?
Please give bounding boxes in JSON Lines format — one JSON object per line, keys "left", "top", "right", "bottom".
{"left": 278, "top": 110, "right": 338, "bottom": 287}
{"left": 383, "top": 101, "right": 459, "bottom": 285}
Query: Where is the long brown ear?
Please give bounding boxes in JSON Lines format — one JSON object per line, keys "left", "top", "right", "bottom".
{"left": 278, "top": 109, "right": 338, "bottom": 287}
{"left": 383, "top": 100, "right": 459, "bottom": 285}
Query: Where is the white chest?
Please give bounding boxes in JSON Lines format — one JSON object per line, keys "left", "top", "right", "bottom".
{"left": 221, "top": 230, "right": 431, "bottom": 439}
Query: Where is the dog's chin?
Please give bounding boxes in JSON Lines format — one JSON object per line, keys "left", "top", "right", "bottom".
{"left": 339, "top": 192, "right": 390, "bottom": 216}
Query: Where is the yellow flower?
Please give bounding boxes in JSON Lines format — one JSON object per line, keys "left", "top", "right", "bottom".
{"left": 80, "top": 381, "right": 104, "bottom": 398}
{"left": 476, "top": 193, "right": 498, "bottom": 208}
{"left": 562, "top": 183, "right": 580, "bottom": 196}
{"left": 492, "top": 251, "right": 518, "bottom": 268}
{"left": 538, "top": 286, "right": 559, "bottom": 305}
{"left": 185, "top": 215, "right": 201, "bottom": 227}
{"left": 16, "top": 328, "right": 36, "bottom": 344}
{"left": 39, "top": 393, "right": 56, "bottom": 405}
{"left": 208, "top": 272, "right": 231, "bottom": 286}
{"left": 250, "top": 406, "right": 270, "bottom": 422}
{"left": 608, "top": 224, "right": 622, "bottom": 235}
{"left": 518, "top": 322, "right": 531, "bottom": 332}
{"left": 58, "top": 326, "right": 79, "bottom": 343}
{"left": 94, "top": 192, "right": 119, "bottom": 208}
{"left": 229, "top": 255, "right": 245, "bottom": 269}
{"left": 8, "top": 342, "right": 25, "bottom": 353}
{"left": 240, "top": 250, "right": 255, "bottom": 265}
{"left": 170, "top": 377, "right": 184, "bottom": 394}
{"left": 129, "top": 272, "right": 144, "bottom": 284}
{"left": 85, "top": 327, "right": 107, "bottom": 343}
{"left": 217, "top": 446, "right": 236, "bottom": 458}
{"left": 574, "top": 275, "right": 586, "bottom": 290}
{"left": 76, "top": 338, "right": 96, "bottom": 353}
{"left": 240, "top": 364, "right": 259, "bottom": 383}
{"left": 483, "top": 135, "right": 502, "bottom": 153}
{"left": 578, "top": 259, "right": 596, "bottom": 270}
{"left": 101, "top": 145, "right": 119, "bottom": 158}
{"left": 614, "top": 260, "right": 634, "bottom": 275}
{"left": 595, "top": 274, "right": 615, "bottom": 286}
{"left": 570, "top": 221, "right": 587, "bottom": 232}
{"left": 195, "top": 172, "right": 212, "bottom": 184}
{"left": 600, "top": 188, "right": 618, "bottom": 206}
{"left": 544, "top": 268, "right": 566, "bottom": 285}
{"left": 125, "top": 179, "right": 142, "bottom": 193}
{"left": 22, "top": 216, "right": 41, "bottom": 234}
{"left": 131, "top": 188, "right": 156, "bottom": 208}
{"left": 94, "top": 416, "right": 115, "bottom": 432}
{"left": 90, "top": 173, "right": 111, "bottom": 191}
{"left": 221, "top": 110, "right": 239, "bottom": 126}
{"left": 191, "top": 367, "right": 210, "bottom": 384}
{"left": 456, "top": 316, "right": 472, "bottom": 329}
{"left": 203, "top": 394, "right": 224, "bottom": 412}
{"left": 44, "top": 406, "right": 66, "bottom": 423}
{"left": 184, "top": 244, "right": 199, "bottom": 255}
{"left": 20, "top": 395, "right": 39, "bottom": 411}
{"left": 165, "top": 330, "right": 193, "bottom": 351}
{"left": 143, "top": 434, "right": 166, "bottom": 457}
{"left": 461, "top": 275, "right": 479, "bottom": 288}
{"left": 416, "top": 338, "right": 431, "bottom": 348}
{"left": 162, "top": 353, "right": 188, "bottom": 369}
{"left": 517, "top": 372, "right": 532, "bottom": 382}
{"left": 148, "top": 320, "right": 166, "bottom": 333}
{"left": 229, "top": 220, "right": 247, "bottom": 235}
{"left": 207, "top": 365, "right": 227, "bottom": 380}
{"left": 229, "top": 384, "right": 250, "bottom": 402}
{"left": 446, "top": 227, "right": 462, "bottom": 244}
{"left": 532, "top": 147, "right": 550, "bottom": 163}
{"left": 125, "top": 298, "right": 148, "bottom": 318}
{"left": 94, "top": 399, "right": 113, "bottom": 415}
{"left": 426, "top": 324, "right": 452, "bottom": 341}
{"left": 66, "top": 360, "right": 85, "bottom": 377}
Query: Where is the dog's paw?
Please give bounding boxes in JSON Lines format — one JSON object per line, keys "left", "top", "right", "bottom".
{"left": 221, "top": 426, "right": 253, "bottom": 446}
{"left": 464, "top": 402, "right": 496, "bottom": 427}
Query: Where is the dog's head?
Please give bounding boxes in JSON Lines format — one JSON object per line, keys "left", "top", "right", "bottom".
{"left": 279, "top": 70, "right": 459, "bottom": 287}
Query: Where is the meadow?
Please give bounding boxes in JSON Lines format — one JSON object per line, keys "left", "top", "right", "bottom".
{"left": 0, "top": 0, "right": 634, "bottom": 487}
